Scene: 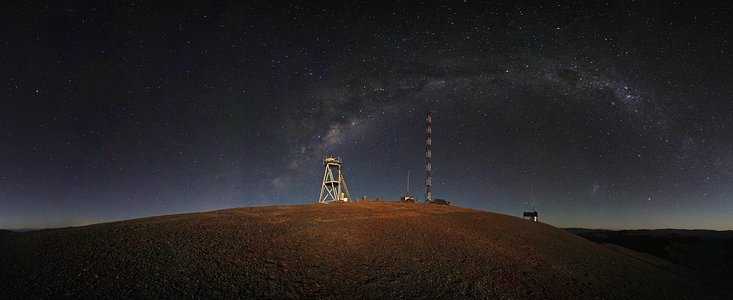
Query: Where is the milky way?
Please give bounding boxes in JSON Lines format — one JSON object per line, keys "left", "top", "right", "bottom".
{"left": 1, "top": 1, "right": 731, "bottom": 229}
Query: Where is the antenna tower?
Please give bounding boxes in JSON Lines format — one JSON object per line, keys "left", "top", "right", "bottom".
{"left": 425, "top": 111, "right": 433, "bottom": 203}
{"left": 318, "top": 156, "right": 351, "bottom": 203}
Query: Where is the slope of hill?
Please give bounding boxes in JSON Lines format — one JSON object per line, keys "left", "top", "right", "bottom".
{"left": 0, "top": 229, "right": 17, "bottom": 237}
{"left": 566, "top": 228, "right": 733, "bottom": 283}
{"left": 0, "top": 203, "right": 728, "bottom": 299}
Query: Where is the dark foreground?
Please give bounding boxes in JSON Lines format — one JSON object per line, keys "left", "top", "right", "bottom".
{"left": 0, "top": 203, "right": 729, "bottom": 299}
{"left": 567, "top": 228, "right": 733, "bottom": 285}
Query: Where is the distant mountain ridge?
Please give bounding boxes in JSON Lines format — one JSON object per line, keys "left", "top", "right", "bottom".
{"left": 0, "top": 229, "right": 17, "bottom": 236}
{"left": 0, "top": 228, "right": 37, "bottom": 233}
{"left": 566, "top": 228, "right": 733, "bottom": 239}
{"left": 566, "top": 228, "right": 733, "bottom": 283}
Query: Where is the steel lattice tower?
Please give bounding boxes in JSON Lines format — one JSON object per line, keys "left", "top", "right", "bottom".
{"left": 425, "top": 111, "right": 433, "bottom": 203}
{"left": 318, "top": 156, "right": 351, "bottom": 203}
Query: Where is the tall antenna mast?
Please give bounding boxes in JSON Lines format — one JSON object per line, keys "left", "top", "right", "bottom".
{"left": 425, "top": 111, "right": 433, "bottom": 203}
{"left": 406, "top": 170, "right": 410, "bottom": 195}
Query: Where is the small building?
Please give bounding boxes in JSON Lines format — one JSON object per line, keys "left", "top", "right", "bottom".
{"left": 523, "top": 211, "right": 538, "bottom": 222}
{"left": 427, "top": 198, "right": 450, "bottom": 206}
{"left": 400, "top": 195, "right": 417, "bottom": 203}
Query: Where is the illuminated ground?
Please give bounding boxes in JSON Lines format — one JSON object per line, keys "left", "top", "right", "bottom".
{"left": 0, "top": 202, "right": 727, "bottom": 299}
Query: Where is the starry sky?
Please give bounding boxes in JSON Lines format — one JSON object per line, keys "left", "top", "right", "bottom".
{"left": 1, "top": 1, "right": 732, "bottom": 230}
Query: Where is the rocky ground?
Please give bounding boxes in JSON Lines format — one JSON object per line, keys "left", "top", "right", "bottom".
{"left": 1, "top": 202, "right": 729, "bottom": 299}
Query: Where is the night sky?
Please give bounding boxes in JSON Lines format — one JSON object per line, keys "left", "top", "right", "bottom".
{"left": 2, "top": 1, "right": 732, "bottom": 230}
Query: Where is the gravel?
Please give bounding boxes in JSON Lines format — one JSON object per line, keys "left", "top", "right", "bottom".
{"left": 0, "top": 202, "right": 728, "bottom": 299}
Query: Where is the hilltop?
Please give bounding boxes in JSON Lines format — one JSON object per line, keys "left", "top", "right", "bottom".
{"left": 0, "top": 203, "right": 728, "bottom": 299}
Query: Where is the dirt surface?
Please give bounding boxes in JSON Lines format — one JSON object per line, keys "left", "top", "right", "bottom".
{"left": 0, "top": 202, "right": 728, "bottom": 299}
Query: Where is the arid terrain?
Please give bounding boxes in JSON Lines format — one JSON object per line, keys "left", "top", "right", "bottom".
{"left": 567, "top": 228, "right": 733, "bottom": 283}
{"left": 0, "top": 203, "right": 729, "bottom": 299}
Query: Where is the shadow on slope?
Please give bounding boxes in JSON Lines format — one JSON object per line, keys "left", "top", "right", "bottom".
{"left": 566, "top": 228, "right": 733, "bottom": 285}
